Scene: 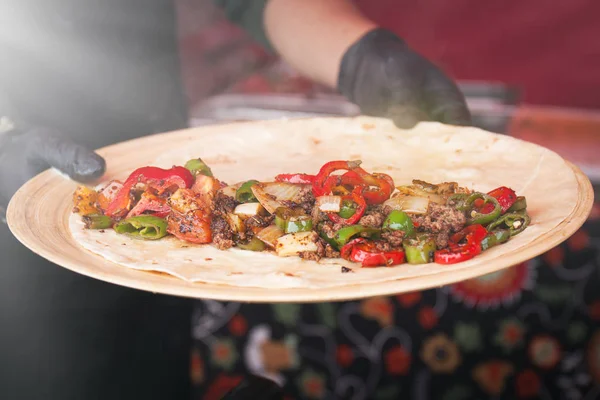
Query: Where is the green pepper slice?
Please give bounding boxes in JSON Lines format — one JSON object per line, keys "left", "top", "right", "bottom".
{"left": 382, "top": 210, "right": 415, "bottom": 237}
{"left": 338, "top": 200, "right": 357, "bottom": 219}
{"left": 487, "top": 210, "right": 530, "bottom": 236}
{"left": 236, "top": 180, "right": 259, "bottom": 203}
{"left": 82, "top": 214, "right": 113, "bottom": 229}
{"left": 461, "top": 192, "right": 502, "bottom": 225}
{"left": 114, "top": 215, "right": 168, "bottom": 240}
{"left": 237, "top": 237, "right": 266, "bottom": 251}
{"left": 333, "top": 224, "right": 380, "bottom": 248}
{"left": 184, "top": 157, "right": 213, "bottom": 177}
{"left": 480, "top": 229, "right": 511, "bottom": 251}
{"left": 274, "top": 207, "right": 313, "bottom": 234}
{"left": 507, "top": 196, "right": 527, "bottom": 212}
{"left": 448, "top": 193, "right": 469, "bottom": 208}
{"left": 403, "top": 233, "right": 436, "bottom": 264}
{"left": 317, "top": 222, "right": 340, "bottom": 250}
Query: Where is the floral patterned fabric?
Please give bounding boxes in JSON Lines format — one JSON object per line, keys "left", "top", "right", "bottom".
{"left": 192, "top": 200, "right": 600, "bottom": 400}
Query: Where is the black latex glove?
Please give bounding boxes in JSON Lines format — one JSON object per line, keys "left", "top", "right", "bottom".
{"left": 222, "top": 375, "right": 284, "bottom": 400}
{"left": 0, "top": 125, "right": 106, "bottom": 216}
{"left": 338, "top": 28, "right": 471, "bottom": 129}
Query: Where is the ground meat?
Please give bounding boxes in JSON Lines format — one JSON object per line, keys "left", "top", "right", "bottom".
{"left": 210, "top": 215, "right": 234, "bottom": 250}
{"left": 324, "top": 244, "right": 340, "bottom": 258}
{"left": 300, "top": 234, "right": 326, "bottom": 262}
{"left": 281, "top": 187, "right": 315, "bottom": 215}
{"left": 358, "top": 205, "right": 389, "bottom": 228}
{"left": 373, "top": 241, "right": 392, "bottom": 252}
{"left": 311, "top": 206, "right": 325, "bottom": 226}
{"left": 315, "top": 238, "right": 326, "bottom": 257}
{"left": 434, "top": 232, "right": 450, "bottom": 249}
{"left": 381, "top": 230, "right": 405, "bottom": 247}
{"left": 320, "top": 221, "right": 336, "bottom": 239}
{"left": 296, "top": 186, "right": 315, "bottom": 214}
{"left": 299, "top": 251, "right": 321, "bottom": 262}
{"left": 309, "top": 238, "right": 341, "bottom": 260}
{"left": 380, "top": 205, "right": 393, "bottom": 216}
{"left": 245, "top": 214, "right": 274, "bottom": 229}
{"left": 358, "top": 213, "right": 385, "bottom": 228}
{"left": 212, "top": 191, "right": 239, "bottom": 216}
{"left": 244, "top": 215, "right": 273, "bottom": 239}
{"left": 332, "top": 222, "right": 346, "bottom": 232}
{"left": 413, "top": 204, "right": 466, "bottom": 239}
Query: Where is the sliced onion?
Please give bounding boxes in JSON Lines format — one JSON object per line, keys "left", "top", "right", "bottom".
{"left": 261, "top": 182, "right": 309, "bottom": 202}
{"left": 316, "top": 196, "right": 342, "bottom": 212}
{"left": 234, "top": 202, "right": 265, "bottom": 217}
{"left": 413, "top": 180, "right": 460, "bottom": 195}
{"left": 226, "top": 213, "right": 245, "bottom": 234}
{"left": 384, "top": 195, "right": 430, "bottom": 214}
{"left": 220, "top": 182, "right": 242, "bottom": 198}
{"left": 251, "top": 184, "right": 285, "bottom": 214}
{"left": 275, "top": 231, "right": 319, "bottom": 257}
{"left": 395, "top": 185, "right": 445, "bottom": 204}
{"left": 256, "top": 224, "right": 285, "bottom": 248}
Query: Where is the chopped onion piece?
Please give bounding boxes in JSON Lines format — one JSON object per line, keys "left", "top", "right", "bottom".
{"left": 256, "top": 225, "right": 285, "bottom": 248}
{"left": 316, "top": 195, "right": 342, "bottom": 212}
{"left": 220, "top": 183, "right": 242, "bottom": 198}
{"left": 261, "top": 182, "right": 309, "bottom": 202}
{"left": 383, "top": 195, "right": 430, "bottom": 214}
{"left": 226, "top": 213, "right": 245, "bottom": 234}
{"left": 251, "top": 184, "right": 285, "bottom": 214}
{"left": 275, "top": 231, "right": 319, "bottom": 257}
{"left": 234, "top": 202, "right": 265, "bottom": 217}
{"left": 395, "top": 185, "right": 445, "bottom": 204}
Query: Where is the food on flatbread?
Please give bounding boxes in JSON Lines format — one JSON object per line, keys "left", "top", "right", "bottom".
{"left": 72, "top": 158, "right": 530, "bottom": 267}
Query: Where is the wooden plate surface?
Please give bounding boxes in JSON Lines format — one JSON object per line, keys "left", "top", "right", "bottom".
{"left": 7, "top": 118, "right": 594, "bottom": 302}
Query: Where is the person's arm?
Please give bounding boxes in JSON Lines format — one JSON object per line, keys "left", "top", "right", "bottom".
{"left": 264, "top": 0, "right": 375, "bottom": 88}
{"left": 217, "top": 0, "right": 471, "bottom": 128}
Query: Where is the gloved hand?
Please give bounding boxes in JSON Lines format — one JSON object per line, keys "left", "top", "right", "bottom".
{"left": 0, "top": 124, "right": 105, "bottom": 216}
{"left": 222, "top": 375, "right": 284, "bottom": 400}
{"left": 338, "top": 28, "right": 471, "bottom": 129}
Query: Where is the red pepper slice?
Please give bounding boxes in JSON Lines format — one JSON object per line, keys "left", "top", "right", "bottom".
{"left": 339, "top": 170, "right": 366, "bottom": 187}
{"left": 340, "top": 238, "right": 405, "bottom": 267}
{"left": 487, "top": 186, "right": 517, "bottom": 213}
{"left": 474, "top": 186, "right": 517, "bottom": 214}
{"left": 435, "top": 224, "right": 487, "bottom": 264}
{"left": 105, "top": 166, "right": 194, "bottom": 218}
{"left": 126, "top": 192, "right": 171, "bottom": 219}
{"left": 274, "top": 173, "right": 316, "bottom": 184}
{"left": 350, "top": 168, "right": 394, "bottom": 205}
{"left": 328, "top": 186, "right": 367, "bottom": 225}
{"left": 313, "top": 160, "right": 363, "bottom": 197}
{"left": 449, "top": 224, "right": 488, "bottom": 246}
{"left": 319, "top": 171, "right": 365, "bottom": 196}
{"left": 312, "top": 160, "right": 394, "bottom": 205}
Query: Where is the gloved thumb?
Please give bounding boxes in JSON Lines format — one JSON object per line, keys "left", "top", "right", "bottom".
{"left": 386, "top": 104, "right": 430, "bottom": 129}
{"left": 27, "top": 128, "right": 106, "bottom": 182}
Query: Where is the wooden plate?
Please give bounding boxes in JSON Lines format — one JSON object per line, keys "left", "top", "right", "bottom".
{"left": 6, "top": 118, "right": 595, "bottom": 302}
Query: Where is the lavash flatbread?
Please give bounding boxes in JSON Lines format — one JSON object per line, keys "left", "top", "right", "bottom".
{"left": 69, "top": 117, "right": 579, "bottom": 289}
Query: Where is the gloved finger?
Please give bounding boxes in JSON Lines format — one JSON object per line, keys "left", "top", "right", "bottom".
{"left": 222, "top": 375, "right": 284, "bottom": 400}
{"left": 27, "top": 128, "right": 106, "bottom": 182}
{"left": 422, "top": 67, "right": 472, "bottom": 126}
{"left": 386, "top": 104, "right": 430, "bottom": 129}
